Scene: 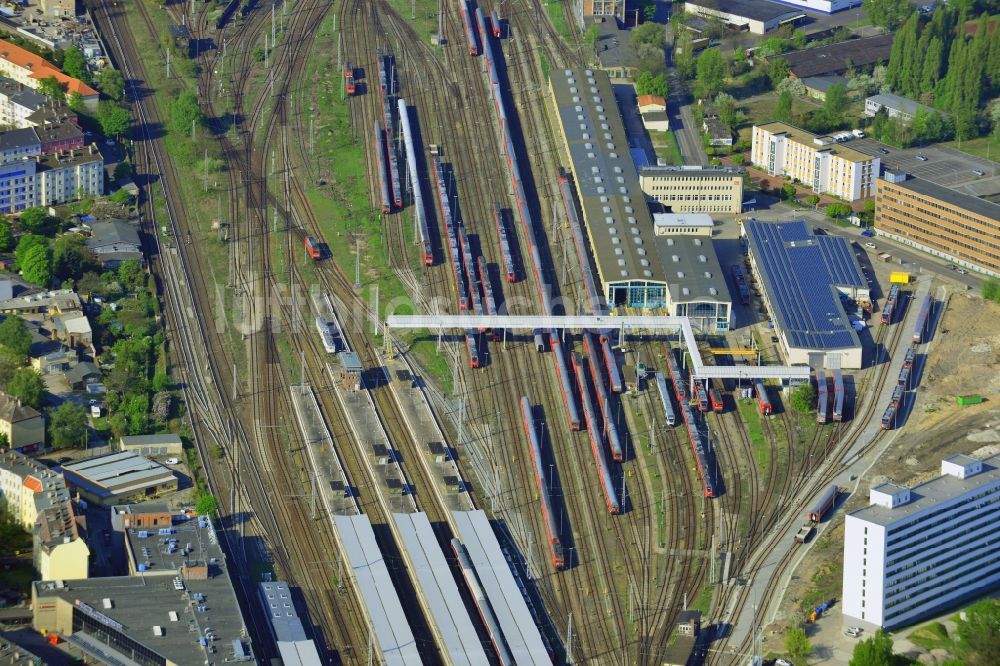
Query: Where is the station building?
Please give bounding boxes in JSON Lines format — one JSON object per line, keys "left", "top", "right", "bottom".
{"left": 33, "top": 513, "right": 255, "bottom": 664}
{"left": 843, "top": 453, "right": 1000, "bottom": 630}
{"left": 683, "top": 0, "right": 805, "bottom": 35}
{"left": 549, "top": 67, "right": 732, "bottom": 330}
{"left": 742, "top": 219, "right": 868, "bottom": 369}
{"left": 875, "top": 171, "right": 1000, "bottom": 278}
{"left": 639, "top": 165, "right": 745, "bottom": 215}
{"left": 751, "top": 122, "right": 880, "bottom": 201}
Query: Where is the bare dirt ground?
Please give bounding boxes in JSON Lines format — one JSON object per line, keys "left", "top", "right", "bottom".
{"left": 761, "top": 289, "right": 1000, "bottom": 663}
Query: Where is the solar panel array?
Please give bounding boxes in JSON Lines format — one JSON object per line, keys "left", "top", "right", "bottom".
{"left": 392, "top": 513, "right": 489, "bottom": 665}
{"left": 331, "top": 514, "right": 422, "bottom": 666}
{"left": 744, "top": 220, "right": 864, "bottom": 351}
{"left": 452, "top": 510, "right": 551, "bottom": 664}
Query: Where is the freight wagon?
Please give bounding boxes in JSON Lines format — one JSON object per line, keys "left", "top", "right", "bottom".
{"left": 832, "top": 369, "right": 844, "bottom": 422}
{"left": 816, "top": 369, "right": 828, "bottom": 425}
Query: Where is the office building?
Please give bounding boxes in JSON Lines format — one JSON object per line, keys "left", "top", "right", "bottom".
{"left": 751, "top": 122, "right": 879, "bottom": 201}
{"left": 743, "top": 219, "right": 868, "bottom": 369}
{"left": 843, "top": 454, "right": 1000, "bottom": 629}
{"left": 639, "top": 165, "right": 744, "bottom": 214}
{"left": 875, "top": 172, "right": 1000, "bottom": 278}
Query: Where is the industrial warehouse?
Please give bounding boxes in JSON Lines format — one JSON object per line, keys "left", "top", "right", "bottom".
{"left": 549, "top": 67, "right": 732, "bottom": 330}
{"left": 742, "top": 219, "right": 869, "bottom": 369}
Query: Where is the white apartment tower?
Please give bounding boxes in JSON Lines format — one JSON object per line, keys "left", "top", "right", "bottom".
{"left": 843, "top": 454, "right": 1000, "bottom": 630}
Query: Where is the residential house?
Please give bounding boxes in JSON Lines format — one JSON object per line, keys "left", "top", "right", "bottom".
{"left": 637, "top": 94, "right": 669, "bottom": 131}
{"left": 39, "top": 0, "right": 78, "bottom": 18}
{"left": 34, "top": 500, "right": 89, "bottom": 581}
{"left": 65, "top": 361, "right": 101, "bottom": 390}
{"left": 0, "top": 40, "right": 99, "bottom": 109}
{"left": 51, "top": 310, "right": 92, "bottom": 348}
{"left": 0, "top": 450, "right": 67, "bottom": 528}
{"left": 86, "top": 219, "right": 143, "bottom": 268}
{"left": 0, "top": 288, "right": 81, "bottom": 315}
{"left": 0, "top": 392, "right": 44, "bottom": 450}
{"left": 0, "top": 76, "right": 49, "bottom": 127}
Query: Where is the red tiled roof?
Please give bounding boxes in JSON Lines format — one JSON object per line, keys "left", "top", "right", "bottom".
{"left": 0, "top": 39, "right": 98, "bottom": 97}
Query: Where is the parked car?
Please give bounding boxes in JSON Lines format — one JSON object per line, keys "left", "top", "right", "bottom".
{"left": 845, "top": 626, "right": 863, "bottom": 637}
{"left": 165, "top": 457, "right": 181, "bottom": 465}
{"left": 956, "top": 268, "right": 968, "bottom": 274}
{"left": 972, "top": 169, "right": 985, "bottom": 176}
{"left": 916, "top": 154, "right": 928, "bottom": 161}
{"left": 861, "top": 229, "right": 874, "bottom": 238}
{"left": 865, "top": 242, "right": 877, "bottom": 249}
{"left": 878, "top": 148, "right": 890, "bottom": 154}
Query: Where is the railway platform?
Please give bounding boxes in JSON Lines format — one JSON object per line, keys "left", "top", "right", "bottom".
{"left": 288, "top": 383, "right": 356, "bottom": 515}
{"left": 383, "top": 354, "right": 475, "bottom": 512}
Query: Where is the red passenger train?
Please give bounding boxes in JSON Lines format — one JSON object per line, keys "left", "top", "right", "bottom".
{"left": 754, "top": 379, "right": 773, "bottom": 416}
{"left": 520, "top": 397, "right": 566, "bottom": 570}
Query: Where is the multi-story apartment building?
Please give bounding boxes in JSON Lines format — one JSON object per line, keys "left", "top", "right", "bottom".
{"left": 0, "top": 77, "right": 48, "bottom": 128}
{"left": 876, "top": 171, "right": 1000, "bottom": 278}
{"left": 0, "top": 145, "right": 103, "bottom": 213}
{"left": 639, "top": 165, "right": 745, "bottom": 214}
{"left": 0, "top": 40, "right": 99, "bottom": 108}
{"left": 843, "top": 453, "right": 1000, "bottom": 630}
{"left": 0, "top": 127, "right": 40, "bottom": 164}
{"left": 751, "top": 122, "right": 879, "bottom": 201}
{"left": 580, "top": 0, "right": 624, "bottom": 18}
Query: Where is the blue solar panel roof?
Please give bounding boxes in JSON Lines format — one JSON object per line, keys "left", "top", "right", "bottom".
{"left": 743, "top": 220, "right": 866, "bottom": 351}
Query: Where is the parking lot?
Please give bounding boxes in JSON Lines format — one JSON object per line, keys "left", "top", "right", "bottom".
{"left": 846, "top": 138, "right": 999, "bottom": 194}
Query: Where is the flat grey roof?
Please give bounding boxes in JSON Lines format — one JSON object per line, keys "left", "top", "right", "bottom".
{"left": 259, "top": 581, "right": 306, "bottom": 643}
{"left": 34, "top": 517, "right": 251, "bottom": 665}
{"left": 393, "top": 513, "right": 489, "bottom": 665}
{"left": 452, "top": 510, "right": 550, "bottom": 665}
{"left": 654, "top": 235, "right": 731, "bottom": 306}
{"left": 866, "top": 93, "right": 934, "bottom": 117}
{"left": 120, "top": 434, "right": 183, "bottom": 446}
{"left": 640, "top": 164, "right": 744, "bottom": 180}
{"left": 332, "top": 514, "right": 421, "bottom": 665}
{"left": 849, "top": 454, "right": 1000, "bottom": 527}
{"left": 277, "top": 640, "right": 323, "bottom": 666}
{"left": 124, "top": 515, "right": 219, "bottom": 572}
{"left": 550, "top": 68, "right": 666, "bottom": 289}
{"left": 62, "top": 451, "right": 175, "bottom": 497}
{"left": 944, "top": 454, "right": 980, "bottom": 467}
{"left": 743, "top": 220, "right": 864, "bottom": 351}
{"left": 882, "top": 175, "right": 1000, "bottom": 222}
{"left": 777, "top": 34, "right": 894, "bottom": 79}
{"left": 686, "top": 0, "right": 805, "bottom": 22}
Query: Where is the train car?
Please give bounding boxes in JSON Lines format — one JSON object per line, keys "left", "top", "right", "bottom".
{"left": 600, "top": 338, "right": 623, "bottom": 393}
{"left": 807, "top": 484, "right": 838, "bottom": 523}
{"left": 709, "top": 388, "right": 724, "bottom": 413}
{"left": 551, "top": 333, "right": 582, "bottom": 431}
{"left": 344, "top": 62, "right": 355, "bottom": 95}
{"left": 832, "top": 369, "right": 844, "bottom": 422}
{"left": 573, "top": 354, "right": 621, "bottom": 514}
{"left": 466, "top": 330, "right": 480, "bottom": 368}
{"left": 377, "top": 54, "right": 402, "bottom": 209}
{"left": 898, "top": 365, "right": 910, "bottom": 390}
{"left": 491, "top": 9, "right": 502, "bottom": 37}
{"left": 520, "top": 397, "right": 566, "bottom": 570}
{"left": 655, "top": 373, "right": 676, "bottom": 426}
{"left": 459, "top": 227, "right": 485, "bottom": 322}
{"left": 533, "top": 330, "right": 545, "bottom": 352}
{"left": 430, "top": 154, "right": 469, "bottom": 310}
{"left": 582, "top": 334, "right": 623, "bottom": 462}
{"left": 460, "top": 0, "right": 479, "bottom": 56}
{"left": 315, "top": 316, "right": 337, "bottom": 353}
{"left": 397, "top": 99, "right": 433, "bottom": 265}
{"left": 754, "top": 379, "right": 772, "bottom": 416}
{"left": 880, "top": 300, "right": 894, "bottom": 325}
{"left": 731, "top": 264, "right": 750, "bottom": 305}
{"left": 665, "top": 345, "right": 688, "bottom": 403}
{"left": 478, "top": 256, "right": 497, "bottom": 317}
{"left": 679, "top": 398, "right": 714, "bottom": 497}
{"left": 304, "top": 235, "right": 321, "bottom": 261}
{"left": 889, "top": 384, "right": 904, "bottom": 408}
{"left": 913, "top": 294, "right": 931, "bottom": 344}
{"left": 887, "top": 284, "right": 900, "bottom": 304}
{"left": 816, "top": 369, "right": 828, "bottom": 425}
{"left": 903, "top": 346, "right": 915, "bottom": 369}
{"left": 373, "top": 122, "right": 391, "bottom": 213}
{"left": 881, "top": 405, "right": 896, "bottom": 430}
{"left": 494, "top": 203, "right": 517, "bottom": 282}
{"left": 451, "top": 539, "right": 515, "bottom": 666}
{"left": 695, "top": 384, "right": 710, "bottom": 413}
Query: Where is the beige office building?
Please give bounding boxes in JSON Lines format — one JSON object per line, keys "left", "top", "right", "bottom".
{"left": 751, "top": 122, "right": 879, "bottom": 201}
{"left": 639, "top": 165, "right": 744, "bottom": 214}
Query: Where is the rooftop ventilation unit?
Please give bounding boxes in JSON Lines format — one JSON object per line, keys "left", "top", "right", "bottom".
{"left": 682, "top": 287, "right": 690, "bottom": 295}
{"left": 699, "top": 255, "right": 706, "bottom": 262}
{"left": 620, "top": 270, "right": 629, "bottom": 277}
{"left": 677, "top": 271, "right": 685, "bottom": 278}
{"left": 644, "top": 270, "right": 653, "bottom": 277}
{"left": 709, "top": 287, "right": 718, "bottom": 295}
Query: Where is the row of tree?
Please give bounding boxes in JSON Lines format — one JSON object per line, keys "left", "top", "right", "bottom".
{"left": 886, "top": 9, "right": 1000, "bottom": 138}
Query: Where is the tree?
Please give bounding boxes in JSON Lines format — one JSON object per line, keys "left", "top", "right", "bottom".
{"left": 784, "top": 625, "right": 813, "bottom": 662}
{"left": 767, "top": 57, "right": 790, "bottom": 89}
{"left": 636, "top": 70, "right": 668, "bottom": 98}
{"left": 983, "top": 278, "right": 1000, "bottom": 304}
{"left": 52, "top": 234, "right": 96, "bottom": 282}
{"left": 955, "top": 599, "right": 1000, "bottom": 665}
{"left": 168, "top": 90, "right": 204, "bottom": 136}
{"left": 0, "top": 315, "right": 31, "bottom": 359}
{"left": 37, "top": 76, "right": 66, "bottom": 103}
{"left": 113, "top": 161, "right": 133, "bottom": 181}
{"left": 584, "top": 24, "right": 601, "bottom": 55}
{"left": 863, "top": 0, "right": 913, "bottom": 30}
{"left": 196, "top": 494, "right": 218, "bottom": 516}
{"left": 790, "top": 383, "right": 816, "bottom": 414}
{"left": 15, "top": 234, "right": 47, "bottom": 266}
{"left": 97, "top": 67, "right": 125, "bottom": 100}
{"left": 714, "top": 92, "right": 740, "bottom": 130}
{"left": 18, "top": 207, "right": 57, "bottom": 236}
{"left": 695, "top": 48, "right": 725, "bottom": 100}
{"left": 781, "top": 182, "right": 797, "bottom": 200}
{"left": 61, "top": 46, "right": 91, "bottom": 84}
{"left": 47, "top": 402, "right": 88, "bottom": 449}
{"left": 775, "top": 89, "right": 794, "bottom": 122}
{"left": 20, "top": 243, "right": 52, "bottom": 286}
{"left": 7, "top": 368, "right": 45, "bottom": 410}
{"left": 806, "top": 194, "right": 820, "bottom": 208}
{"left": 823, "top": 83, "right": 849, "bottom": 123}
{"left": 850, "top": 629, "right": 897, "bottom": 666}
{"left": 825, "top": 203, "right": 853, "bottom": 218}
{"left": 67, "top": 91, "right": 85, "bottom": 113}
{"left": 98, "top": 101, "right": 130, "bottom": 139}
{"left": 0, "top": 346, "right": 22, "bottom": 389}
{"left": 117, "top": 259, "right": 144, "bottom": 293}
{"left": 0, "top": 221, "right": 12, "bottom": 252}
{"left": 630, "top": 21, "right": 664, "bottom": 52}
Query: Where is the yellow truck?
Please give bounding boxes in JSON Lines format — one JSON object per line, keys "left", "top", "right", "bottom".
{"left": 890, "top": 272, "right": 911, "bottom": 284}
